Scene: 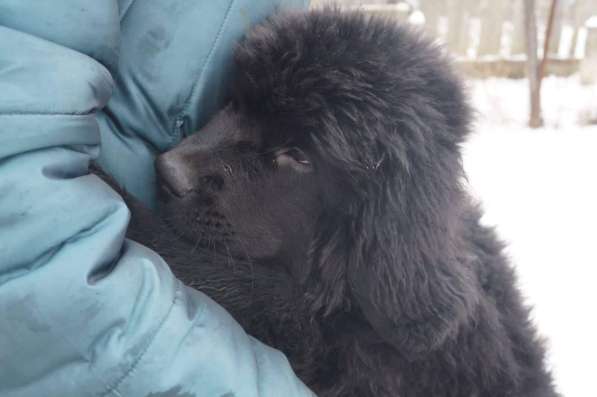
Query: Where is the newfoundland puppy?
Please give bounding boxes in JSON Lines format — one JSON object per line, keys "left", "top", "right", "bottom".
{"left": 115, "top": 9, "right": 559, "bottom": 397}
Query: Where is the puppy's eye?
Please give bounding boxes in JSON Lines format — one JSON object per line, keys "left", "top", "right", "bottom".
{"left": 274, "top": 147, "right": 313, "bottom": 172}
{"left": 284, "top": 148, "right": 310, "bottom": 165}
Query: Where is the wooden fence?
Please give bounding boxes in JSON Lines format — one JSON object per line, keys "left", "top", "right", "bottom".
{"left": 311, "top": 0, "right": 597, "bottom": 79}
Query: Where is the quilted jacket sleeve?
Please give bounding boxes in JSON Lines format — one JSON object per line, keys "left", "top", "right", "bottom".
{"left": 0, "top": 1, "right": 314, "bottom": 396}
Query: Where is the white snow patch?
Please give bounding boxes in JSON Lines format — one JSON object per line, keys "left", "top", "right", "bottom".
{"left": 463, "top": 76, "right": 597, "bottom": 397}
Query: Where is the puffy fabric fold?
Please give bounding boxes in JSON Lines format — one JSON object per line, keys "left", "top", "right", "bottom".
{"left": 0, "top": 25, "right": 113, "bottom": 116}
{"left": 0, "top": 0, "right": 120, "bottom": 73}
{"left": 0, "top": 1, "right": 314, "bottom": 396}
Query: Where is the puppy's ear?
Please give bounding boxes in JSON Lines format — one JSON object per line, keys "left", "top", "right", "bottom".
{"left": 345, "top": 153, "right": 481, "bottom": 358}
{"left": 305, "top": 168, "right": 481, "bottom": 359}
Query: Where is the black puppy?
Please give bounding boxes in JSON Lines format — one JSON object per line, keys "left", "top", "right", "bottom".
{"left": 113, "top": 10, "right": 559, "bottom": 397}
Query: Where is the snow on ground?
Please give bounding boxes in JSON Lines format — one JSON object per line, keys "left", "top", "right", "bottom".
{"left": 462, "top": 76, "right": 597, "bottom": 397}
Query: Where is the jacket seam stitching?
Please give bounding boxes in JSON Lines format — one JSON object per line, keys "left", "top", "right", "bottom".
{"left": 172, "top": 0, "right": 236, "bottom": 142}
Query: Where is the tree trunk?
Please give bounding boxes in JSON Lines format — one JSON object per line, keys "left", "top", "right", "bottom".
{"left": 538, "top": 0, "right": 559, "bottom": 84}
{"left": 546, "top": 0, "right": 563, "bottom": 57}
{"left": 524, "top": 0, "right": 542, "bottom": 128}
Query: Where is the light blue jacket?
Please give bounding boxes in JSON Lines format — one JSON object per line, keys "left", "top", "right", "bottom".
{"left": 0, "top": 1, "right": 314, "bottom": 396}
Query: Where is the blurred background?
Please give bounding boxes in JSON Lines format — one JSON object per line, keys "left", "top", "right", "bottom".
{"left": 312, "top": 1, "right": 597, "bottom": 396}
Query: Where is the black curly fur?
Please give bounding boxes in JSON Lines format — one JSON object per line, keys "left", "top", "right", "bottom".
{"left": 112, "top": 9, "right": 559, "bottom": 397}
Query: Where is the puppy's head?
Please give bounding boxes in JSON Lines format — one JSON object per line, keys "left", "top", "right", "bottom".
{"left": 157, "top": 10, "right": 475, "bottom": 353}
{"left": 155, "top": 103, "right": 323, "bottom": 267}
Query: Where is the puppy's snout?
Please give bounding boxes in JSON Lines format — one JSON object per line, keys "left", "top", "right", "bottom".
{"left": 156, "top": 148, "right": 227, "bottom": 198}
{"left": 155, "top": 152, "right": 195, "bottom": 198}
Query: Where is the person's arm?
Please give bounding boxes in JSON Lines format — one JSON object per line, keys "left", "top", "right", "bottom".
{"left": 0, "top": 1, "right": 313, "bottom": 396}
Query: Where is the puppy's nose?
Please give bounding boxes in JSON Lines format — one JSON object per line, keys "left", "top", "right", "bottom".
{"left": 155, "top": 152, "right": 194, "bottom": 198}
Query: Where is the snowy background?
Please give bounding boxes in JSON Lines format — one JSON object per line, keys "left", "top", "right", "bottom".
{"left": 463, "top": 76, "right": 597, "bottom": 397}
